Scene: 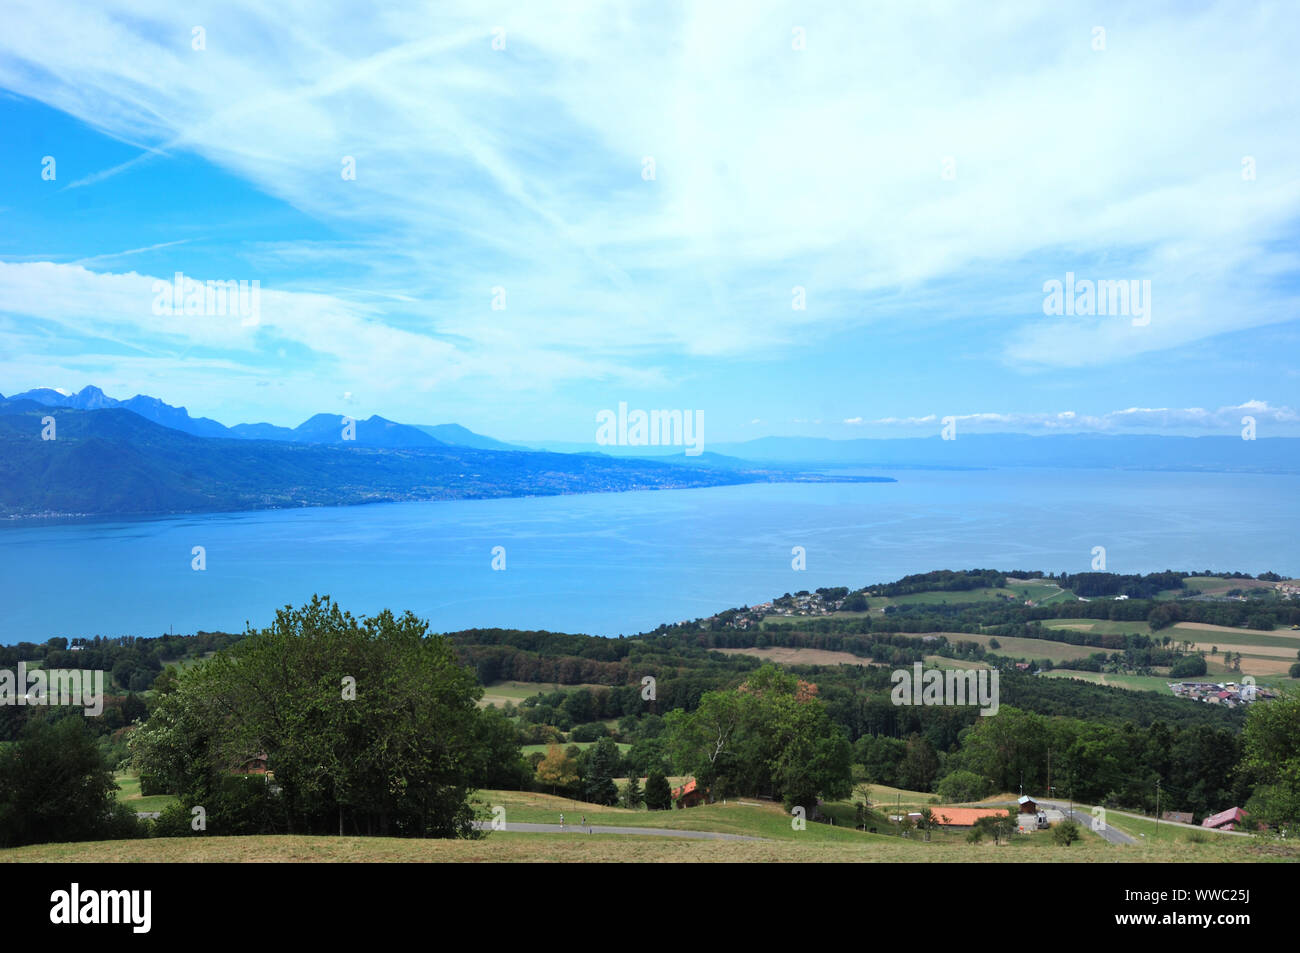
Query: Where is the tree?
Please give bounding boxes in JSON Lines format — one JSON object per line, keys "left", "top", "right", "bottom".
{"left": 936, "top": 770, "right": 992, "bottom": 803}
{"left": 0, "top": 716, "right": 141, "bottom": 847}
{"left": 536, "top": 744, "right": 579, "bottom": 796}
{"left": 622, "top": 774, "right": 643, "bottom": 810}
{"left": 644, "top": 768, "right": 672, "bottom": 810}
{"left": 129, "top": 595, "right": 488, "bottom": 838}
{"left": 583, "top": 737, "right": 621, "bottom": 806}
{"left": 1053, "top": 819, "right": 1081, "bottom": 846}
{"left": 971, "top": 811, "right": 1013, "bottom": 845}
{"left": 664, "top": 690, "right": 746, "bottom": 799}
{"left": 473, "top": 708, "right": 531, "bottom": 790}
{"left": 917, "top": 806, "right": 935, "bottom": 841}
{"left": 664, "top": 665, "right": 852, "bottom": 809}
{"left": 1240, "top": 688, "right": 1300, "bottom": 829}
{"left": 897, "top": 734, "right": 940, "bottom": 792}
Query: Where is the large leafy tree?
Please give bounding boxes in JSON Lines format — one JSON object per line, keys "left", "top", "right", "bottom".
{"left": 1240, "top": 688, "right": 1300, "bottom": 830}
{"left": 0, "top": 715, "right": 139, "bottom": 847}
{"left": 535, "top": 743, "right": 579, "bottom": 795}
{"left": 130, "top": 595, "right": 490, "bottom": 837}
{"left": 664, "top": 665, "right": 851, "bottom": 810}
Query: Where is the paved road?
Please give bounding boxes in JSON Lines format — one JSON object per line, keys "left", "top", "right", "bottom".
{"left": 1088, "top": 804, "right": 1249, "bottom": 838}
{"left": 1020, "top": 800, "right": 1249, "bottom": 843}
{"left": 1043, "top": 802, "right": 1137, "bottom": 845}
{"left": 471, "top": 821, "right": 762, "bottom": 841}
{"left": 988, "top": 800, "right": 1137, "bottom": 845}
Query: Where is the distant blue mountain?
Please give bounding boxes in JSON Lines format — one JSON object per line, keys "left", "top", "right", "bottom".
{"left": 0, "top": 401, "right": 882, "bottom": 518}
{"left": 414, "top": 423, "right": 521, "bottom": 451}
{"left": 10, "top": 385, "right": 235, "bottom": 438}
{"left": 292, "top": 413, "right": 444, "bottom": 448}
{"left": 7, "top": 385, "right": 511, "bottom": 451}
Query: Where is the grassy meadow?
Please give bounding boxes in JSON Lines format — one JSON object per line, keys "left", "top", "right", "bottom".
{"left": 6, "top": 789, "right": 1293, "bottom": 863}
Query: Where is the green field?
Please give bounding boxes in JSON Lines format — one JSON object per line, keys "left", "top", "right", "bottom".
{"left": 1043, "top": 619, "right": 1154, "bottom": 636}
{"left": 876, "top": 581, "right": 1075, "bottom": 610}
{"left": 112, "top": 773, "right": 179, "bottom": 813}
{"left": 1043, "top": 671, "right": 1179, "bottom": 693}
{"left": 480, "top": 680, "right": 607, "bottom": 708}
{"left": 925, "top": 655, "right": 993, "bottom": 672}
{"left": 940, "top": 633, "right": 1088, "bottom": 665}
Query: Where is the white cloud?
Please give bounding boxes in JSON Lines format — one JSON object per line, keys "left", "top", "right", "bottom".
{"left": 0, "top": 0, "right": 1296, "bottom": 393}
{"left": 848, "top": 402, "right": 1298, "bottom": 433}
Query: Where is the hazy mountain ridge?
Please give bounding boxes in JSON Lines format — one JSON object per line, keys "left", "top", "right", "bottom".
{"left": 7, "top": 385, "right": 496, "bottom": 450}
{"left": 535, "top": 433, "right": 1300, "bottom": 473}
{"left": 0, "top": 401, "right": 891, "bottom": 518}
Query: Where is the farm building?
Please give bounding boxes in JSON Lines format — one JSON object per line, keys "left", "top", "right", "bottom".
{"left": 671, "top": 778, "right": 708, "bottom": 809}
{"left": 1202, "top": 807, "right": 1247, "bottom": 831}
{"left": 1017, "top": 795, "right": 1038, "bottom": 813}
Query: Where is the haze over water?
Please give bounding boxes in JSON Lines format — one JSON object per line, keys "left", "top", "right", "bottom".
{"left": 3, "top": 468, "right": 1295, "bottom": 642}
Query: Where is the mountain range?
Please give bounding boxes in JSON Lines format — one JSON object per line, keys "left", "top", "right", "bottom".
{"left": 3, "top": 386, "right": 520, "bottom": 451}
{"left": 0, "top": 391, "right": 887, "bottom": 518}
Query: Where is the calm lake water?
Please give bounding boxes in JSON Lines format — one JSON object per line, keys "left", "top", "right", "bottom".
{"left": 2, "top": 468, "right": 1296, "bottom": 641}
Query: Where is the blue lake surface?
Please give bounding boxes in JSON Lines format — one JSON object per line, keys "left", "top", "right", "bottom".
{"left": 2, "top": 468, "right": 1296, "bottom": 642}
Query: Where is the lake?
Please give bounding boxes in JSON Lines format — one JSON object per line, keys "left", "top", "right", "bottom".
{"left": 2, "top": 468, "right": 1296, "bottom": 641}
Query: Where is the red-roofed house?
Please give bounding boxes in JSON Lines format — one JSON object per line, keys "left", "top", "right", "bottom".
{"left": 671, "top": 778, "right": 708, "bottom": 809}
{"left": 1202, "top": 807, "right": 1247, "bottom": 831}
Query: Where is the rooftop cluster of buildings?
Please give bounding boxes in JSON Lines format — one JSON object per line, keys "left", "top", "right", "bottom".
{"left": 692, "top": 591, "right": 848, "bottom": 630}
{"left": 1167, "top": 680, "right": 1276, "bottom": 706}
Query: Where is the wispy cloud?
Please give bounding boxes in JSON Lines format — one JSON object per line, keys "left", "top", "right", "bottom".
{"left": 845, "top": 402, "right": 1299, "bottom": 433}
{"left": 0, "top": 2, "right": 1297, "bottom": 435}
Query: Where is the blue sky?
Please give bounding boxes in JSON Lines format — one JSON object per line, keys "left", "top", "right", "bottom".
{"left": 0, "top": 1, "right": 1297, "bottom": 442}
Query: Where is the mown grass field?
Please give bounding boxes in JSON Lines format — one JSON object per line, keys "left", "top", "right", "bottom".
{"left": 873, "top": 581, "right": 1075, "bottom": 611}
{"left": 714, "top": 646, "right": 874, "bottom": 666}
{"left": 5, "top": 790, "right": 1294, "bottom": 863}
{"left": 940, "top": 633, "right": 1087, "bottom": 665}
{"left": 113, "top": 772, "right": 178, "bottom": 813}
{"left": 479, "top": 680, "right": 607, "bottom": 708}
{"left": 1042, "top": 671, "right": 1178, "bottom": 693}
{"left": 1043, "top": 619, "right": 1155, "bottom": 636}
{"left": 1153, "top": 577, "right": 1282, "bottom": 600}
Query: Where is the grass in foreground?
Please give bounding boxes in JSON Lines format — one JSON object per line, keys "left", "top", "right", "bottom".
{"left": 6, "top": 827, "right": 1295, "bottom": 863}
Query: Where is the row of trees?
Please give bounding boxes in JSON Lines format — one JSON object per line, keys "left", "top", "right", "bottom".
{"left": 533, "top": 739, "right": 674, "bottom": 809}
